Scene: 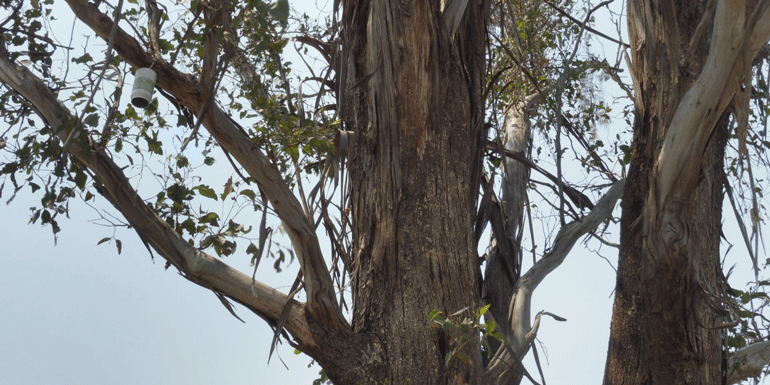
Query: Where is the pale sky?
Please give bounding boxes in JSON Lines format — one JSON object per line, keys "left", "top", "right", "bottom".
{"left": 1, "top": 1, "right": 766, "bottom": 385}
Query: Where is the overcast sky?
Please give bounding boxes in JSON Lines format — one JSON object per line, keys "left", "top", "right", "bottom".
{"left": 1, "top": 1, "right": 767, "bottom": 384}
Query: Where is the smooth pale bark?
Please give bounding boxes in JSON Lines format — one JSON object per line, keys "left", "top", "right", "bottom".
{"left": 483, "top": 97, "right": 533, "bottom": 339}
{"left": 727, "top": 341, "right": 770, "bottom": 384}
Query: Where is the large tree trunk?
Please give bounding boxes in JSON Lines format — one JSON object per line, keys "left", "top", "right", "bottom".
{"left": 336, "top": 0, "right": 488, "bottom": 383}
{"left": 604, "top": 1, "right": 730, "bottom": 383}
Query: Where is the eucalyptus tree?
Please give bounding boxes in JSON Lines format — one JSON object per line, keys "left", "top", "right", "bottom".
{"left": 2, "top": 0, "right": 770, "bottom": 384}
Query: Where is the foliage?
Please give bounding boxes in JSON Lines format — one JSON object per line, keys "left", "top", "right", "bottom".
{"left": 0, "top": 0, "right": 330, "bottom": 270}
{"left": 3, "top": 0, "right": 770, "bottom": 383}
{"left": 429, "top": 305, "right": 507, "bottom": 367}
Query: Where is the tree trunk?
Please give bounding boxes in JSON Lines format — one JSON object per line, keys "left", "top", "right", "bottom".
{"left": 336, "top": 0, "right": 488, "bottom": 383}
{"left": 604, "top": 1, "right": 729, "bottom": 383}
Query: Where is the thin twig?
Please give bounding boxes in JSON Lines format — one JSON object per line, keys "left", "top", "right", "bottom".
{"left": 60, "top": 0, "right": 124, "bottom": 158}
{"left": 542, "top": 0, "right": 629, "bottom": 48}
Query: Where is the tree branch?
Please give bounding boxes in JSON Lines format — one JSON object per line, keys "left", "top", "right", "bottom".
{"left": 727, "top": 340, "right": 770, "bottom": 384}
{"left": 655, "top": 1, "right": 770, "bottom": 216}
{"left": 485, "top": 178, "right": 625, "bottom": 383}
{"left": 541, "top": 0, "right": 629, "bottom": 48}
{"left": 0, "top": 53, "right": 321, "bottom": 351}
{"left": 62, "top": 0, "right": 347, "bottom": 331}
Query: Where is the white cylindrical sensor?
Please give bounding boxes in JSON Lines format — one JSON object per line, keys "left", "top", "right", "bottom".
{"left": 131, "top": 67, "right": 157, "bottom": 108}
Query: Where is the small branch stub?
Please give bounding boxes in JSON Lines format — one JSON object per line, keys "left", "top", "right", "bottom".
{"left": 131, "top": 67, "right": 156, "bottom": 108}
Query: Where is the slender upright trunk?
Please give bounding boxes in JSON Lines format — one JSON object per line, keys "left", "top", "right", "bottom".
{"left": 337, "top": 0, "right": 487, "bottom": 383}
{"left": 604, "top": 1, "right": 728, "bottom": 383}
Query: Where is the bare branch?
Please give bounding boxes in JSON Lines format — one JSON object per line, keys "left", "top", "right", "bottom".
{"left": 60, "top": 0, "right": 123, "bottom": 157}
{"left": 486, "top": 141, "right": 596, "bottom": 210}
{"left": 485, "top": 178, "right": 625, "bottom": 383}
{"left": 541, "top": 0, "right": 629, "bottom": 48}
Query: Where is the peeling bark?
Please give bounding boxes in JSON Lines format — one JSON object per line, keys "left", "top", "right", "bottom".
{"left": 603, "top": 1, "right": 770, "bottom": 384}
{"left": 483, "top": 98, "right": 532, "bottom": 340}
{"left": 339, "top": 0, "right": 488, "bottom": 382}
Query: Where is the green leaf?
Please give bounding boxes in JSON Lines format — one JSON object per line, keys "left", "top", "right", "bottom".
{"left": 72, "top": 53, "right": 93, "bottom": 64}
{"left": 180, "top": 218, "right": 197, "bottom": 236}
{"left": 125, "top": 105, "right": 140, "bottom": 120}
{"left": 274, "top": 249, "right": 285, "bottom": 272}
{"left": 200, "top": 235, "right": 215, "bottom": 249}
{"left": 41, "top": 209, "right": 51, "bottom": 223}
{"left": 491, "top": 331, "right": 506, "bottom": 343}
{"left": 74, "top": 170, "right": 87, "bottom": 190}
{"left": 268, "top": 0, "right": 290, "bottom": 27}
{"left": 83, "top": 113, "right": 99, "bottom": 127}
{"left": 455, "top": 351, "right": 472, "bottom": 365}
{"left": 619, "top": 144, "right": 632, "bottom": 165}
{"left": 429, "top": 308, "right": 445, "bottom": 322}
{"left": 30, "top": 209, "right": 41, "bottom": 224}
{"left": 199, "top": 212, "right": 220, "bottom": 227}
{"left": 450, "top": 306, "right": 469, "bottom": 318}
{"left": 195, "top": 184, "right": 218, "bottom": 200}
{"left": 176, "top": 156, "right": 190, "bottom": 168}
{"left": 167, "top": 183, "right": 192, "bottom": 203}
{"left": 97, "top": 237, "right": 111, "bottom": 245}
{"left": 51, "top": 219, "right": 60, "bottom": 235}
{"left": 116, "top": 239, "right": 122, "bottom": 254}
{"left": 221, "top": 240, "right": 236, "bottom": 256}
{"left": 240, "top": 189, "right": 257, "bottom": 201}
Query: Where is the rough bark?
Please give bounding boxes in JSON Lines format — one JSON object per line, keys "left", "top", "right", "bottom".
{"left": 339, "top": 0, "right": 487, "bottom": 383}
{"left": 605, "top": 1, "right": 770, "bottom": 384}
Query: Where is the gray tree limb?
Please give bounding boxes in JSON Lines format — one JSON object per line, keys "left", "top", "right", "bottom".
{"left": 485, "top": 178, "right": 625, "bottom": 384}
{"left": 0, "top": 55, "right": 321, "bottom": 350}
{"left": 62, "top": 0, "right": 347, "bottom": 331}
